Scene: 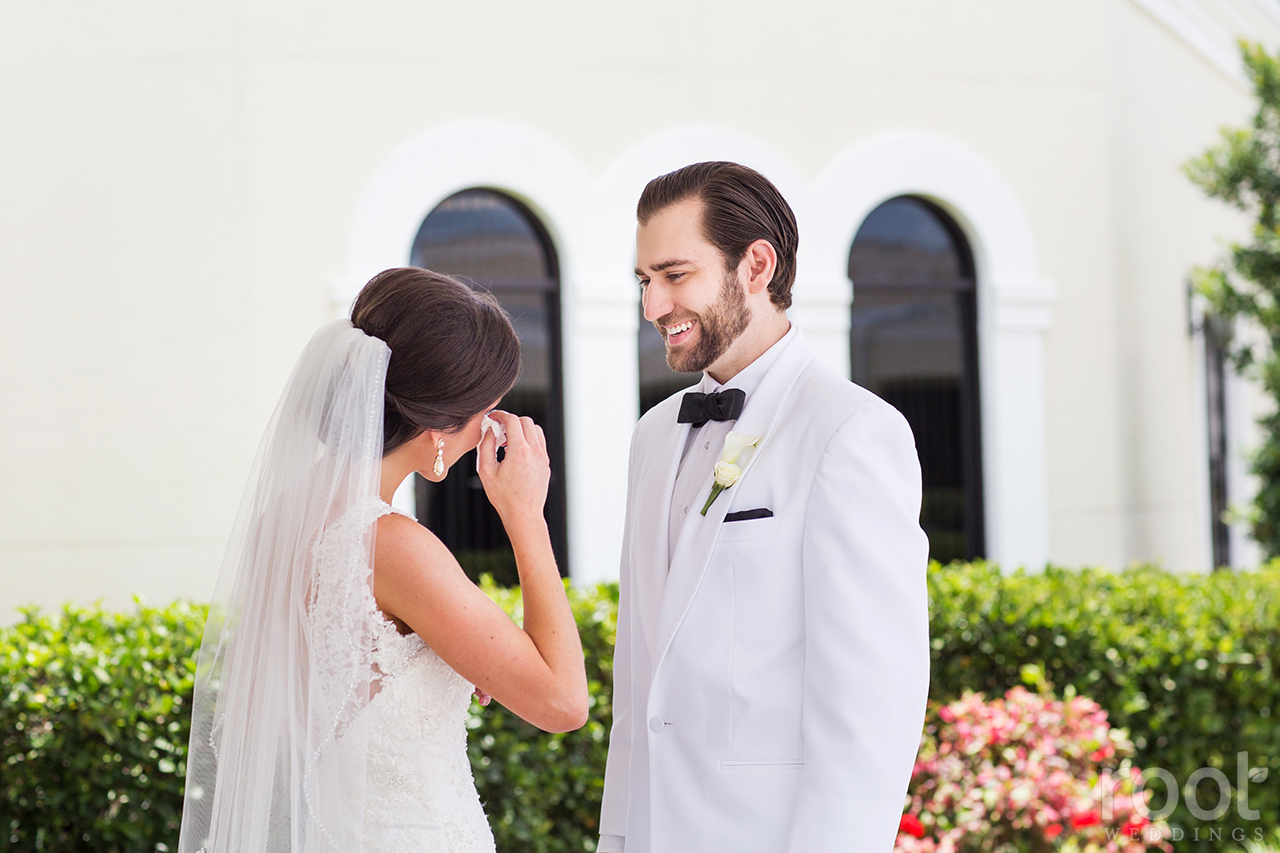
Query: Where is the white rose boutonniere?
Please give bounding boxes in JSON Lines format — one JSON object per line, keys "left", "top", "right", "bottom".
{"left": 700, "top": 430, "right": 762, "bottom": 516}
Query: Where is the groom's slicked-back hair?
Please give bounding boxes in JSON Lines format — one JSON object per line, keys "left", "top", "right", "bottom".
{"left": 637, "top": 161, "right": 798, "bottom": 310}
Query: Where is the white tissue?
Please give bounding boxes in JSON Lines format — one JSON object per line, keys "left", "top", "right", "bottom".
{"left": 478, "top": 413, "right": 508, "bottom": 472}
{"left": 480, "top": 413, "right": 507, "bottom": 446}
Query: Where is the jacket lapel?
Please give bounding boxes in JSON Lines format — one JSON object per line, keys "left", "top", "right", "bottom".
{"left": 653, "top": 330, "right": 814, "bottom": 671}
{"left": 630, "top": 414, "right": 690, "bottom": 658}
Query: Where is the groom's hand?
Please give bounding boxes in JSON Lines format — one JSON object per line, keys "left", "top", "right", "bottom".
{"left": 473, "top": 687, "right": 491, "bottom": 706}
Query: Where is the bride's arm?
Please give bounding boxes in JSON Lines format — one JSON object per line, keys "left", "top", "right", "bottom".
{"left": 372, "top": 411, "right": 589, "bottom": 734}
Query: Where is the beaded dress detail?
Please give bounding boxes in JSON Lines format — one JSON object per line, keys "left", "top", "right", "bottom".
{"left": 322, "top": 499, "right": 495, "bottom": 853}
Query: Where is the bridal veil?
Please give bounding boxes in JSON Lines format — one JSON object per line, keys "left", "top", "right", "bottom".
{"left": 180, "top": 320, "right": 390, "bottom": 852}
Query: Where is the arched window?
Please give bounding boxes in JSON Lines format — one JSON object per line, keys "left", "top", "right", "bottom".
{"left": 849, "top": 197, "right": 984, "bottom": 563}
{"left": 410, "top": 188, "right": 568, "bottom": 583}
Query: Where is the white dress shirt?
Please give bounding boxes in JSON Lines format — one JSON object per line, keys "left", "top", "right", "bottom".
{"left": 666, "top": 324, "right": 796, "bottom": 565}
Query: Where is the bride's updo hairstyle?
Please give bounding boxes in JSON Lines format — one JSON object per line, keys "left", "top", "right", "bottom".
{"left": 351, "top": 267, "right": 521, "bottom": 456}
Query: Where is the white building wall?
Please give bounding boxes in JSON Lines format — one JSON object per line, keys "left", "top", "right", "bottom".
{"left": 1105, "top": 0, "right": 1269, "bottom": 569}
{"left": 0, "top": 6, "right": 255, "bottom": 614}
{"left": 2, "top": 0, "right": 1277, "bottom": 617}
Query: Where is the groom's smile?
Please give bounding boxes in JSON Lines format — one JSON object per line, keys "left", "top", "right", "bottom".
{"left": 636, "top": 198, "right": 751, "bottom": 375}
{"left": 663, "top": 318, "right": 696, "bottom": 345}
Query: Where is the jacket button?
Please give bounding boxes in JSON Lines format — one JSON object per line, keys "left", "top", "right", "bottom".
{"left": 649, "top": 716, "right": 665, "bottom": 733}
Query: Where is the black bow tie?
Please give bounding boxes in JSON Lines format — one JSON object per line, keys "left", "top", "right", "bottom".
{"left": 677, "top": 388, "right": 746, "bottom": 427}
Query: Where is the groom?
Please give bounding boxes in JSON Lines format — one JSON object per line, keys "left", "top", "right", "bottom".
{"left": 598, "top": 162, "right": 930, "bottom": 852}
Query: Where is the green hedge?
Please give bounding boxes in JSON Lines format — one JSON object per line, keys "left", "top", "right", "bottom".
{"left": 0, "top": 587, "right": 613, "bottom": 853}
{"left": 930, "top": 562, "right": 1280, "bottom": 848}
{"left": 2, "top": 564, "right": 1278, "bottom": 851}
{"left": 0, "top": 600, "right": 203, "bottom": 850}
{"left": 468, "top": 579, "right": 615, "bottom": 853}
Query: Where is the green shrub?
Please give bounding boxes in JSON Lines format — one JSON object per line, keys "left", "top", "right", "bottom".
{"left": 0, "top": 600, "right": 206, "bottom": 851}
{"left": 1236, "top": 826, "right": 1280, "bottom": 853}
{"left": 0, "top": 586, "right": 613, "bottom": 853}
{"left": 469, "top": 578, "right": 616, "bottom": 853}
{"left": 929, "top": 561, "right": 1280, "bottom": 848}
{"left": 3, "top": 564, "right": 1278, "bottom": 852}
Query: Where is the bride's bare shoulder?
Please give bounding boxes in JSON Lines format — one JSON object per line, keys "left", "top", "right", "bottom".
{"left": 373, "top": 511, "right": 457, "bottom": 578}
{"left": 371, "top": 508, "right": 502, "bottom": 648}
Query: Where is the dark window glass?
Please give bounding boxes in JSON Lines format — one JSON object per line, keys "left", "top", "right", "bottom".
{"left": 411, "top": 189, "right": 552, "bottom": 281}
{"left": 410, "top": 188, "right": 568, "bottom": 584}
{"left": 849, "top": 197, "right": 984, "bottom": 563}
{"left": 1204, "top": 314, "right": 1230, "bottom": 569}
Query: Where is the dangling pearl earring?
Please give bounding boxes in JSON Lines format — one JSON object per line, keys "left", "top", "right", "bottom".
{"left": 433, "top": 438, "right": 445, "bottom": 478}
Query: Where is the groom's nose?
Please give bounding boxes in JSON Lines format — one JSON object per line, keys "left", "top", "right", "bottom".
{"left": 642, "top": 281, "right": 674, "bottom": 323}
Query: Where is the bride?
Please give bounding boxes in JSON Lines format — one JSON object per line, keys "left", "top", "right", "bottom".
{"left": 178, "top": 268, "right": 588, "bottom": 852}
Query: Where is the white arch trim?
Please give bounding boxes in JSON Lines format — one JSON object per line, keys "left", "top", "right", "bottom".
{"left": 601, "top": 125, "right": 809, "bottom": 250}
{"left": 814, "top": 131, "right": 1056, "bottom": 571}
{"left": 342, "top": 120, "right": 624, "bottom": 583}
{"left": 342, "top": 119, "right": 599, "bottom": 306}
{"left": 345, "top": 122, "right": 1055, "bottom": 576}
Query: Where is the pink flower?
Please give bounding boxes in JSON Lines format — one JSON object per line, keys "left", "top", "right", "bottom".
{"left": 897, "top": 687, "right": 1173, "bottom": 853}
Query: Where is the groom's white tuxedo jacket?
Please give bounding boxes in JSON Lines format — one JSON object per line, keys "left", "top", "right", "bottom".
{"left": 599, "top": 328, "right": 930, "bottom": 853}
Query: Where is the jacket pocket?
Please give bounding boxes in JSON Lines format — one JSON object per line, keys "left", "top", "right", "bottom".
{"left": 719, "top": 758, "right": 805, "bottom": 769}
{"left": 716, "top": 515, "right": 778, "bottom": 543}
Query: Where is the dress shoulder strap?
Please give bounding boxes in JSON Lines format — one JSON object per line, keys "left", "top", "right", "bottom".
{"left": 376, "top": 498, "right": 419, "bottom": 523}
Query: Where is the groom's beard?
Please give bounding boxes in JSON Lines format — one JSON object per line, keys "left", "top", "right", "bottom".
{"left": 658, "top": 267, "right": 751, "bottom": 374}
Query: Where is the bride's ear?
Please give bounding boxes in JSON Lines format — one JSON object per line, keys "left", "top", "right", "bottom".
{"left": 408, "top": 428, "right": 440, "bottom": 447}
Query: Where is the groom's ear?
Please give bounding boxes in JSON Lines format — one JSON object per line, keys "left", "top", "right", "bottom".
{"left": 742, "top": 239, "right": 777, "bottom": 295}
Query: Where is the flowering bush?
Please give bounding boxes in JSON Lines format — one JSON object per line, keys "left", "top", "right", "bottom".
{"left": 897, "top": 686, "right": 1172, "bottom": 853}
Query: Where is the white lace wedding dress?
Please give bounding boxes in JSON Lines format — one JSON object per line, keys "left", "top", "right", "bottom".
{"left": 324, "top": 499, "right": 497, "bottom": 853}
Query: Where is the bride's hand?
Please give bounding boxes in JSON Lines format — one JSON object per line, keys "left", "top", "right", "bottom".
{"left": 476, "top": 410, "right": 550, "bottom": 533}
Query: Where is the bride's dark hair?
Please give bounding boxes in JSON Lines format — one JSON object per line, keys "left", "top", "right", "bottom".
{"left": 351, "top": 267, "right": 521, "bottom": 456}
